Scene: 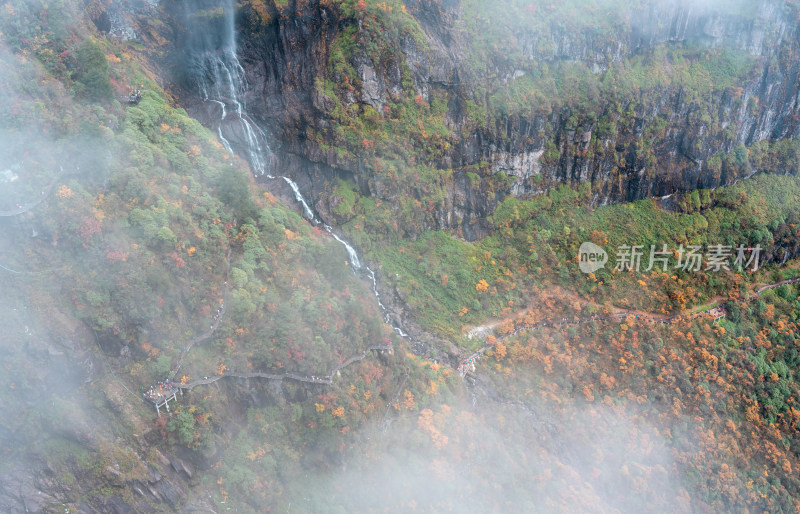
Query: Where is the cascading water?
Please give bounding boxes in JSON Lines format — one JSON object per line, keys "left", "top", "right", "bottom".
{"left": 282, "top": 177, "right": 315, "bottom": 221}
{"left": 281, "top": 175, "right": 410, "bottom": 338}
{"left": 210, "top": 100, "right": 233, "bottom": 153}
{"left": 278, "top": 173, "right": 412, "bottom": 337}
{"left": 183, "top": 0, "right": 270, "bottom": 176}
{"left": 182, "top": 0, "right": 414, "bottom": 343}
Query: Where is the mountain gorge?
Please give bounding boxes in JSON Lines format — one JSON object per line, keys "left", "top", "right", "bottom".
{"left": 181, "top": 0, "right": 800, "bottom": 237}
{"left": 2, "top": 0, "right": 800, "bottom": 512}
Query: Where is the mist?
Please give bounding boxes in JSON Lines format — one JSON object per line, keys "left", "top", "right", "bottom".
{"left": 298, "top": 399, "right": 691, "bottom": 513}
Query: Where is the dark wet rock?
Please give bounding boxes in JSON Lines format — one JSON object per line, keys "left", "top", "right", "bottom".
{"left": 172, "top": 0, "right": 800, "bottom": 240}
{"left": 170, "top": 457, "right": 193, "bottom": 479}
{"left": 0, "top": 468, "right": 61, "bottom": 513}
{"left": 104, "top": 495, "right": 136, "bottom": 514}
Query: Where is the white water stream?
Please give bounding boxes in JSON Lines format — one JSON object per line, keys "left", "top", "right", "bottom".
{"left": 192, "top": 0, "right": 412, "bottom": 341}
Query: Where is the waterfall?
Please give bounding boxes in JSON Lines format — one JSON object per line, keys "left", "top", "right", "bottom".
{"left": 210, "top": 100, "right": 232, "bottom": 152}
{"left": 184, "top": 0, "right": 269, "bottom": 176}
{"left": 281, "top": 175, "right": 362, "bottom": 270}
{"left": 183, "top": 0, "right": 416, "bottom": 346}
{"left": 279, "top": 177, "right": 410, "bottom": 338}
{"left": 280, "top": 178, "right": 407, "bottom": 337}
{"left": 326, "top": 227, "right": 362, "bottom": 270}
{"left": 282, "top": 176, "right": 315, "bottom": 221}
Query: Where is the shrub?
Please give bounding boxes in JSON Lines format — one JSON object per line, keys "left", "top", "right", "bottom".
{"left": 72, "top": 40, "right": 113, "bottom": 102}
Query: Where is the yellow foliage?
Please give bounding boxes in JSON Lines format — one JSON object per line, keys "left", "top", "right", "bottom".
{"left": 745, "top": 402, "right": 761, "bottom": 424}
{"left": 400, "top": 389, "right": 415, "bottom": 410}
{"left": 417, "top": 407, "right": 450, "bottom": 449}
{"left": 247, "top": 447, "right": 267, "bottom": 461}
{"left": 494, "top": 341, "right": 507, "bottom": 361}
{"left": 141, "top": 342, "right": 159, "bottom": 357}
{"left": 475, "top": 279, "right": 489, "bottom": 292}
{"left": 56, "top": 185, "right": 73, "bottom": 199}
{"left": 242, "top": 0, "right": 272, "bottom": 24}
{"left": 128, "top": 362, "right": 143, "bottom": 377}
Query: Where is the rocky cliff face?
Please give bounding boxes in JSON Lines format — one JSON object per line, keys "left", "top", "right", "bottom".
{"left": 467, "top": 0, "right": 800, "bottom": 203}
{"left": 189, "top": 0, "right": 800, "bottom": 239}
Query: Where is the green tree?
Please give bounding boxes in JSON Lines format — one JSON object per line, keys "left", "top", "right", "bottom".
{"left": 168, "top": 411, "right": 196, "bottom": 446}
{"left": 72, "top": 40, "right": 113, "bottom": 101}
{"left": 230, "top": 267, "right": 248, "bottom": 288}
{"left": 217, "top": 168, "right": 257, "bottom": 219}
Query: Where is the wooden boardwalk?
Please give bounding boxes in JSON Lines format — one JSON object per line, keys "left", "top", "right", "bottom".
{"left": 178, "top": 344, "right": 393, "bottom": 391}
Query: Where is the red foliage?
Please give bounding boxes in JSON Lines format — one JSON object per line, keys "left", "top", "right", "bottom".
{"left": 168, "top": 252, "right": 185, "bottom": 268}
{"left": 79, "top": 216, "right": 102, "bottom": 246}
{"left": 362, "top": 361, "right": 384, "bottom": 385}
{"left": 287, "top": 345, "right": 306, "bottom": 362}
{"left": 106, "top": 249, "right": 128, "bottom": 263}
{"left": 154, "top": 415, "right": 167, "bottom": 438}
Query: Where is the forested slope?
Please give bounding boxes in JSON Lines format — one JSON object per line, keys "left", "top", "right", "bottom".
{"left": 1, "top": 1, "right": 800, "bottom": 512}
